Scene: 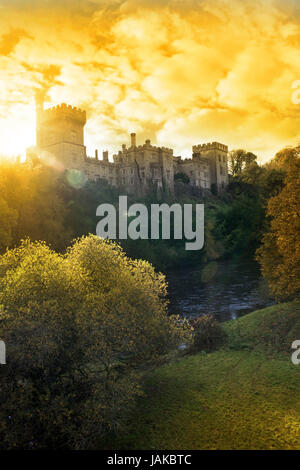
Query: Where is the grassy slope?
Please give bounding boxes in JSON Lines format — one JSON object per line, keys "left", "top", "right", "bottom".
{"left": 105, "top": 302, "right": 300, "bottom": 450}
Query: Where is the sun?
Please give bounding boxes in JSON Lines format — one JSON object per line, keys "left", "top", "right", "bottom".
{"left": 0, "top": 106, "right": 36, "bottom": 158}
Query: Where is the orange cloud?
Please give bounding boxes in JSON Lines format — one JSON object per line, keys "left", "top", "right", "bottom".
{"left": 0, "top": 28, "right": 32, "bottom": 56}
{"left": 0, "top": 0, "right": 300, "bottom": 161}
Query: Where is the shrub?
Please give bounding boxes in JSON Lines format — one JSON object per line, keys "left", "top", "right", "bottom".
{"left": 0, "top": 235, "right": 191, "bottom": 449}
{"left": 191, "top": 314, "right": 226, "bottom": 353}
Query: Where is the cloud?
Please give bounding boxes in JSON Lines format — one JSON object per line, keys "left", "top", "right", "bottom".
{"left": 0, "top": 28, "right": 32, "bottom": 56}
{"left": 0, "top": 0, "right": 300, "bottom": 160}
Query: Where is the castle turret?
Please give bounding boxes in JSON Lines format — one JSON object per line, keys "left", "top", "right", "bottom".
{"left": 36, "top": 102, "right": 87, "bottom": 169}
{"left": 130, "top": 133, "right": 136, "bottom": 147}
{"left": 192, "top": 142, "right": 228, "bottom": 191}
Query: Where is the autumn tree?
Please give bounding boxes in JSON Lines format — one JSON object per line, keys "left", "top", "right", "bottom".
{"left": 256, "top": 159, "right": 300, "bottom": 301}
{"left": 0, "top": 235, "right": 191, "bottom": 449}
{"left": 266, "top": 145, "right": 300, "bottom": 172}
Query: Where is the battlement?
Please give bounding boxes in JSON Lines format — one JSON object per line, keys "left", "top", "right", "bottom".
{"left": 40, "top": 103, "right": 86, "bottom": 125}
{"left": 192, "top": 142, "right": 228, "bottom": 153}
{"left": 132, "top": 144, "right": 173, "bottom": 154}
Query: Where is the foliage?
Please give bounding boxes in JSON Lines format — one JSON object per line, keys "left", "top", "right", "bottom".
{"left": 0, "top": 162, "right": 72, "bottom": 252}
{"left": 174, "top": 172, "right": 190, "bottom": 184}
{"left": 223, "top": 302, "right": 300, "bottom": 354}
{"left": 213, "top": 195, "right": 265, "bottom": 259}
{"left": 256, "top": 158, "right": 300, "bottom": 301}
{"left": 266, "top": 145, "right": 300, "bottom": 172}
{"left": 228, "top": 149, "right": 257, "bottom": 176}
{"left": 0, "top": 197, "right": 17, "bottom": 252}
{"left": 190, "top": 314, "right": 226, "bottom": 352}
{"left": 0, "top": 235, "right": 191, "bottom": 449}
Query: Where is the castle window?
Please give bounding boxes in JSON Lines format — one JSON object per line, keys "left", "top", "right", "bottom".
{"left": 218, "top": 155, "right": 221, "bottom": 162}
{"left": 223, "top": 155, "right": 226, "bottom": 163}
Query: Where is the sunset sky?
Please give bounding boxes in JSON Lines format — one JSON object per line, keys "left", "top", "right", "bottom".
{"left": 0, "top": 0, "right": 300, "bottom": 162}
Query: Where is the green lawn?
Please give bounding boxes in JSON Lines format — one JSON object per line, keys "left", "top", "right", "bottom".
{"left": 104, "top": 302, "right": 300, "bottom": 450}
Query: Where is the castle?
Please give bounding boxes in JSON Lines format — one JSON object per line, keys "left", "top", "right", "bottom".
{"left": 27, "top": 98, "right": 229, "bottom": 195}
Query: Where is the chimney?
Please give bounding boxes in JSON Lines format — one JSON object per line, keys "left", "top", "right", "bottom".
{"left": 103, "top": 150, "right": 109, "bottom": 161}
{"left": 130, "top": 133, "right": 136, "bottom": 147}
{"left": 95, "top": 149, "right": 98, "bottom": 160}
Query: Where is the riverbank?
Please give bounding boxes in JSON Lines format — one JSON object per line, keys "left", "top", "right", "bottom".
{"left": 103, "top": 302, "right": 300, "bottom": 450}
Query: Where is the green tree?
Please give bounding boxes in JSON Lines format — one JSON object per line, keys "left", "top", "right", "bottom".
{"left": 0, "top": 235, "right": 191, "bottom": 449}
{"left": 229, "top": 149, "right": 257, "bottom": 176}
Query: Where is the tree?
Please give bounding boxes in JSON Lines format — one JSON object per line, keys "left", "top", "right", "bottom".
{"left": 0, "top": 162, "right": 72, "bottom": 252}
{"left": 266, "top": 146, "right": 300, "bottom": 172}
{"left": 0, "top": 235, "right": 191, "bottom": 449}
{"left": 174, "top": 172, "right": 190, "bottom": 184}
{"left": 228, "top": 149, "right": 257, "bottom": 176}
{"left": 0, "top": 197, "right": 17, "bottom": 252}
{"left": 256, "top": 159, "right": 300, "bottom": 301}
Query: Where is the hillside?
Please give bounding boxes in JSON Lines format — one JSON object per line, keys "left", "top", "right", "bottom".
{"left": 103, "top": 302, "right": 300, "bottom": 450}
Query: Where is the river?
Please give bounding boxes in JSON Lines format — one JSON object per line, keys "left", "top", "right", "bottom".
{"left": 166, "top": 260, "right": 275, "bottom": 322}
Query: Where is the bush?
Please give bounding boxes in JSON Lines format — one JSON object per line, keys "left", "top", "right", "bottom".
{"left": 0, "top": 235, "right": 191, "bottom": 449}
{"left": 191, "top": 314, "right": 226, "bottom": 353}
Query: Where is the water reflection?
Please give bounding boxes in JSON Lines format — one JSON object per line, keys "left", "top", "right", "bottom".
{"left": 166, "top": 260, "right": 274, "bottom": 322}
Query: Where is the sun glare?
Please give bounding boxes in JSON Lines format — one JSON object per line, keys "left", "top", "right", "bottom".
{"left": 1, "top": 109, "right": 36, "bottom": 158}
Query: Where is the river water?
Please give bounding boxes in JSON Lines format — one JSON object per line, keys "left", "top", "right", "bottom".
{"left": 166, "top": 260, "right": 275, "bottom": 323}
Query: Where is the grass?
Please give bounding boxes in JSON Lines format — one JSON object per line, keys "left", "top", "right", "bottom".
{"left": 103, "top": 302, "right": 300, "bottom": 450}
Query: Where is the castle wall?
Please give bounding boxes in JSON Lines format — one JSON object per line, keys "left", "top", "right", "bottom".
{"left": 173, "top": 155, "right": 211, "bottom": 190}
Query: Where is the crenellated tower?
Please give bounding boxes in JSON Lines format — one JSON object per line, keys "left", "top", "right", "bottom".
{"left": 192, "top": 142, "right": 228, "bottom": 191}
{"left": 36, "top": 101, "right": 87, "bottom": 168}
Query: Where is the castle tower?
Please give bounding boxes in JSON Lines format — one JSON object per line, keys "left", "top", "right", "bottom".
{"left": 36, "top": 102, "right": 87, "bottom": 169}
{"left": 192, "top": 142, "right": 229, "bottom": 192}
